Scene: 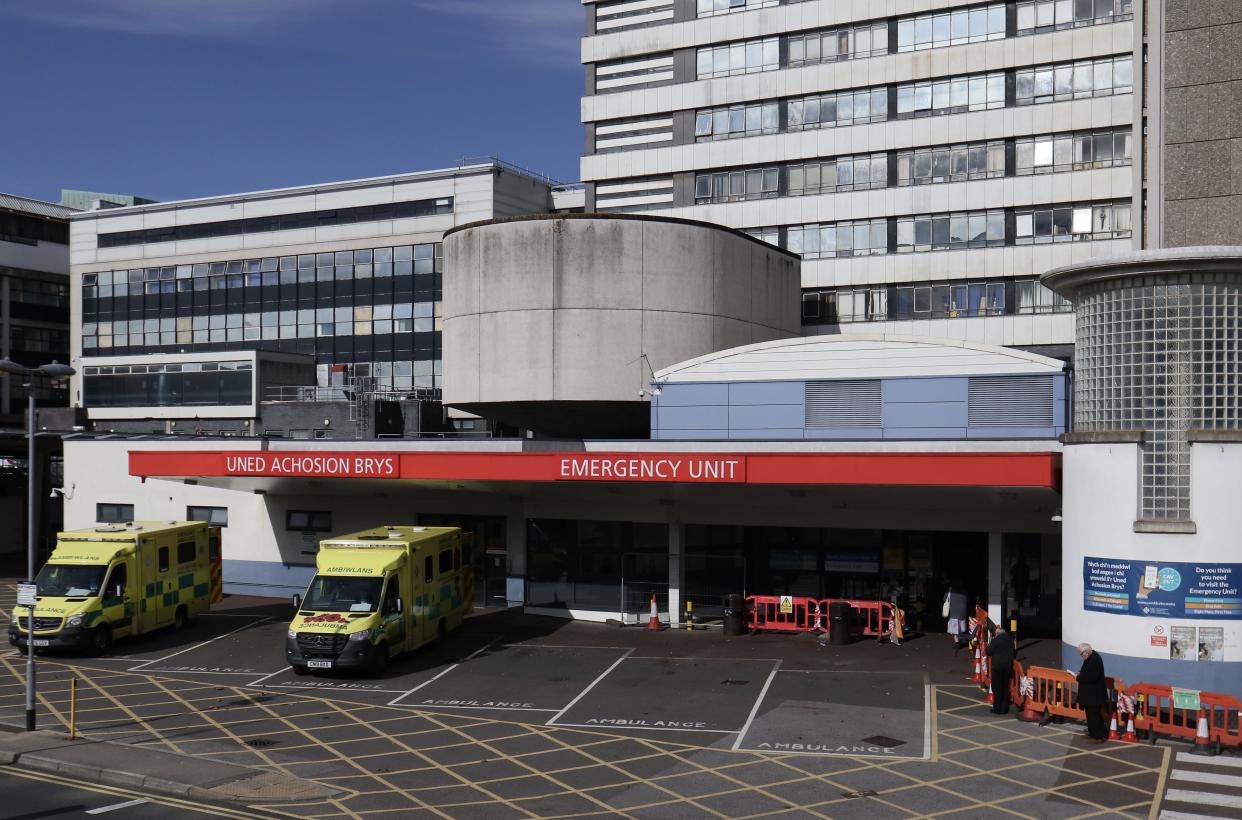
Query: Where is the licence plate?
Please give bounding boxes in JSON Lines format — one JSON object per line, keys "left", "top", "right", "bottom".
{"left": 307, "top": 660, "right": 332, "bottom": 669}
{"left": 31, "top": 640, "right": 50, "bottom": 647}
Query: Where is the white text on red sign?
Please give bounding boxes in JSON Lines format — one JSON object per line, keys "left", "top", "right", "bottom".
{"left": 225, "top": 455, "right": 397, "bottom": 477}
{"left": 558, "top": 456, "right": 743, "bottom": 482}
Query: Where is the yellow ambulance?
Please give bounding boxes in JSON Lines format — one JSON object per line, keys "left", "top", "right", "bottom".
{"left": 9, "top": 521, "right": 214, "bottom": 654}
{"left": 286, "top": 525, "right": 471, "bottom": 676}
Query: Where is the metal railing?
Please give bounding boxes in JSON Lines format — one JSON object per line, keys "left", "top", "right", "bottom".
{"left": 263, "top": 385, "right": 441, "bottom": 403}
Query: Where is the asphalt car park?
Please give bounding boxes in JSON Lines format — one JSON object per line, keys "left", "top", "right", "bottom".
{"left": 0, "top": 583, "right": 1183, "bottom": 818}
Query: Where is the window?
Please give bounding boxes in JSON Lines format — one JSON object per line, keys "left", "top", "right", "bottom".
{"left": 694, "top": 167, "right": 780, "bottom": 203}
{"left": 787, "top": 87, "right": 889, "bottom": 129}
{"left": 97, "top": 503, "right": 133, "bottom": 523}
{"left": 897, "top": 141, "right": 1005, "bottom": 185}
{"left": 1014, "top": 201, "right": 1132, "bottom": 244}
{"left": 694, "top": 101, "right": 779, "bottom": 140}
{"left": 787, "top": 22, "right": 889, "bottom": 67}
{"left": 787, "top": 154, "right": 888, "bottom": 196}
{"left": 286, "top": 510, "right": 333, "bottom": 532}
{"left": 697, "top": 0, "right": 778, "bottom": 17}
{"left": 697, "top": 37, "right": 779, "bottom": 78}
{"left": 1015, "top": 128, "right": 1132, "bottom": 174}
{"left": 1015, "top": 279, "right": 1072, "bottom": 313}
{"left": 439, "top": 548, "right": 454, "bottom": 574}
{"left": 897, "top": 4, "right": 1006, "bottom": 51}
{"left": 1016, "top": 0, "right": 1132, "bottom": 33}
{"left": 104, "top": 563, "right": 127, "bottom": 599}
{"left": 187, "top": 506, "right": 228, "bottom": 527}
{"left": 158, "top": 546, "right": 169, "bottom": 573}
{"left": 896, "top": 210, "right": 1006, "bottom": 252}
{"left": 786, "top": 219, "right": 889, "bottom": 259}
{"left": 896, "top": 72, "right": 1005, "bottom": 117}
{"left": 1015, "top": 56, "right": 1133, "bottom": 105}
{"left": 382, "top": 576, "right": 402, "bottom": 615}
{"left": 177, "top": 539, "right": 197, "bottom": 564}
{"left": 424, "top": 555, "right": 434, "bottom": 582}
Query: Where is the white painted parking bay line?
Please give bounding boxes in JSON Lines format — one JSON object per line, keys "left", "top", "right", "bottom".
{"left": 545, "top": 648, "right": 635, "bottom": 727}
{"left": 248, "top": 667, "right": 291, "bottom": 687}
{"left": 128, "top": 616, "right": 270, "bottom": 672}
{"left": 86, "top": 798, "right": 150, "bottom": 814}
{"left": 386, "top": 636, "right": 501, "bottom": 706}
{"left": 1176, "top": 752, "right": 1242, "bottom": 769}
{"left": 1170, "top": 770, "right": 1242, "bottom": 788}
{"left": 730, "top": 663, "right": 780, "bottom": 752}
{"left": 1164, "top": 789, "right": 1242, "bottom": 810}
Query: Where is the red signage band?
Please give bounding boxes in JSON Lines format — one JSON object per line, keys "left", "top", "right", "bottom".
{"left": 129, "top": 450, "right": 1059, "bottom": 489}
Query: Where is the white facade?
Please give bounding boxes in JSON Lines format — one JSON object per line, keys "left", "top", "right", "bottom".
{"left": 580, "top": 0, "right": 1145, "bottom": 349}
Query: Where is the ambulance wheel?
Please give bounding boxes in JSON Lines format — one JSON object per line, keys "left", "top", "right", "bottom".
{"left": 435, "top": 619, "right": 447, "bottom": 645}
{"left": 90, "top": 625, "right": 112, "bottom": 655}
{"left": 172, "top": 606, "right": 189, "bottom": 632}
{"left": 369, "top": 643, "right": 389, "bottom": 677}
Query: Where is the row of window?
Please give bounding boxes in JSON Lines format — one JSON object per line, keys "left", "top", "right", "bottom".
{"left": 96, "top": 198, "right": 453, "bottom": 249}
{"left": 689, "top": 128, "right": 1131, "bottom": 203}
{"left": 10, "top": 327, "right": 69, "bottom": 354}
{"left": 84, "top": 368, "right": 253, "bottom": 408}
{"left": 692, "top": 56, "right": 1132, "bottom": 141}
{"left": 801, "top": 278, "right": 1072, "bottom": 324}
{"left": 81, "top": 244, "right": 443, "bottom": 299}
{"left": 0, "top": 212, "right": 67, "bottom": 246}
{"left": 82, "top": 361, "right": 252, "bottom": 376}
{"left": 7, "top": 276, "right": 69, "bottom": 308}
{"left": 81, "top": 302, "right": 442, "bottom": 350}
{"left": 96, "top": 503, "right": 329, "bottom": 532}
{"left": 747, "top": 200, "right": 1132, "bottom": 257}
{"left": 696, "top": 0, "right": 776, "bottom": 17}
{"left": 691, "top": 1, "right": 1127, "bottom": 81}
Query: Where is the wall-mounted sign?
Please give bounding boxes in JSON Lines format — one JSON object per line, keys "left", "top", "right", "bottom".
{"left": 1083, "top": 557, "right": 1241, "bottom": 619}
{"left": 225, "top": 454, "right": 397, "bottom": 478}
{"left": 556, "top": 456, "right": 744, "bottom": 483}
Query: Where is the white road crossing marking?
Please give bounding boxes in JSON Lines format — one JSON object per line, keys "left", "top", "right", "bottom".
{"left": 1176, "top": 752, "right": 1242, "bottom": 769}
{"left": 86, "top": 798, "right": 150, "bottom": 814}
{"left": 1170, "top": 769, "right": 1242, "bottom": 789}
{"left": 1163, "top": 789, "right": 1242, "bottom": 810}
{"left": 1159, "top": 811, "right": 1238, "bottom": 820}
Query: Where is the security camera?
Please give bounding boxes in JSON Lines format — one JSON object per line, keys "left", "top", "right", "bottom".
{"left": 638, "top": 389, "right": 647, "bottom": 398}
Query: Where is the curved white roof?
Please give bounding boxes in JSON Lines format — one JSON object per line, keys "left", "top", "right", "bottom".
{"left": 655, "top": 334, "right": 1066, "bottom": 383}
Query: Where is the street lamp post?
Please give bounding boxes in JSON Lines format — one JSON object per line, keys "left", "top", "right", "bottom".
{"left": 0, "top": 359, "right": 75, "bottom": 732}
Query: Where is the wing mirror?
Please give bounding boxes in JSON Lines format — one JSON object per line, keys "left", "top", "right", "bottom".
{"left": 292, "top": 593, "right": 302, "bottom": 611}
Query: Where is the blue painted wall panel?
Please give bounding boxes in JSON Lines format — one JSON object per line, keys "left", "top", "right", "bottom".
{"left": 966, "top": 426, "right": 1058, "bottom": 439}
{"left": 729, "top": 380, "right": 804, "bottom": 406}
{"left": 729, "top": 403, "right": 803, "bottom": 430}
{"left": 882, "top": 377, "right": 967, "bottom": 404}
{"left": 653, "top": 383, "right": 729, "bottom": 407}
{"left": 883, "top": 427, "right": 969, "bottom": 439}
{"left": 223, "top": 559, "right": 315, "bottom": 598}
{"left": 734, "top": 429, "right": 806, "bottom": 440}
{"left": 883, "top": 400, "right": 968, "bottom": 428}
{"left": 804, "top": 428, "right": 881, "bottom": 440}
{"left": 655, "top": 404, "right": 729, "bottom": 431}
{"left": 652, "top": 429, "right": 732, "bottom": 440}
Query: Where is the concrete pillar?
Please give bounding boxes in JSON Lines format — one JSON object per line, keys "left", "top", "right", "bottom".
{"left": 987, "top": 531, "right": 1003, "bottom": 625}
{"left": 668, "top": 521, "right": 684, "bottom": 626}
{"left": 505, "top": 505, "right": 527, "bottom": 608}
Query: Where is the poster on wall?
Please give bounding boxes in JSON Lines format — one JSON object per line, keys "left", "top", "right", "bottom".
{"left": 1198, "top": 627, "right": 1225, "bottom": 662}
{"left": 1082, "top": 557, "right": 1242, "bottom": 618}
{"left": 1170, "top": 626, "right": 1196, "bottom": 660}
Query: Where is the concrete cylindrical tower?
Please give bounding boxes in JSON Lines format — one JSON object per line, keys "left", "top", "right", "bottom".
{"left": 1044, "top": 248, "right": 1242, "bottom": 695}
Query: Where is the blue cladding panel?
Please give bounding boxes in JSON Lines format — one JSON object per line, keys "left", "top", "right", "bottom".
{"left": 736, "top": 429, "right": 806, "bottom": 440}
{"left": 653, "top": 383, "right": 729, "bottom": 407}
{"left": 1062, "top": 643, "right": 1242, "bottom": 700}
{"left": 222, "top": 559, "right": 315, "bottom": 598}
{"left": 652, "top": 429, "right": 732, "bottom": 440}
{"left": 966, "top": 426, "right": 1057, "bottom": 439}
{"left": 729, "top": 381, "right": 804, "bottom": 406}
{"left": 883, "top": 427, "right": 968, "bottom": 439}
{"left": 656, "top": 404, "right": 729, "bottom": 431}
{"left": 883, "top": 377, "right": 967, "bottom": 404}
{"left": 730, "top": 403, "right": 803, "bottom": 430}
{"left": 805, "top": 428, "right": 883, "bottom": 440}
{"left": 883, "top": 400, "right": 967, "bottom": 428}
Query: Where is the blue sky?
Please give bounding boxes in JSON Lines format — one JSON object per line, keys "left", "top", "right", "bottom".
{"left": 0, "top": 0, "right": 584, "bottom": 204}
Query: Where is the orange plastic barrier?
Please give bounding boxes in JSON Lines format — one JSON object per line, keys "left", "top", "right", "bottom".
{"left": 1022, "top": 665, "right": 1125, "bottom": 723}
{"left": 820, "top": 598, "right": 894, "bottom": 637}
{"left": 981, "top": 658, "right": 1026, "bottom": 705}
{"left": 1128, "top": 683, "right": 1242, "bottom": 749}
{"left": 746, "top": 595, "right": 817, "bottom": 633}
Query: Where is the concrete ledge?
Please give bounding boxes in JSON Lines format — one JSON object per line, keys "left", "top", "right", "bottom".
{"left": 1061, "top": 431, "right": 1146, "bottom": 444}
{"left": 1133, "top": 519, "right": 1198, "bottom": 534}
{"left": 0, "top": 727, "right": 339, "bottom": 804}
{"left": 1187, "top": 429, "right": 1242, "bottom": 443}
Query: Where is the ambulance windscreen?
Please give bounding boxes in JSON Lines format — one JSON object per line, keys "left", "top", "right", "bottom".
{"left": 36, "top": 564, "right": 107, "bottom": 598}
{"left": 302, "top": 575, "right": 382, "bottom": 613}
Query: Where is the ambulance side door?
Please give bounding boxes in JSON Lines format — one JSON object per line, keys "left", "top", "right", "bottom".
{"left": 101, "top": 559, "right": 136, "bottom": 638}
{"left": 379, "top": 573, "right": 406, "bottom": 652}
{"left": 419, "top": 552, "right": 434, "bottom": 643}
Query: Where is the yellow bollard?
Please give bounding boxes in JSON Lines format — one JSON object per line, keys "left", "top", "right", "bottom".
{"left": 69, "top": 677, "right": 77, "bottom": 740}
{"left": 686, "top": 600, "right": 694, "bottom": 631}
{"left": 1009, "top": 617, "right": 1018, "bottom": 646}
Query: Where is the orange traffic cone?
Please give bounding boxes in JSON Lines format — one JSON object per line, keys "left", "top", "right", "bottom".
{"left": 1121, "top": 714, "right": 1137, "bottom": 743}
{"left": 1107, "top": 712, "right": 1120, "bottom": 741}
{"left": 970, "top": 642, "right": 982, "bottom": 682}
{"left": 1191, "top": 709, "right": 1215, "bottom": 756}
{"left": 646, "top": 594, "right": 661, "bottom": 631}
{"left": 1019, "top": 698, "right": 1042, "bottom": 723}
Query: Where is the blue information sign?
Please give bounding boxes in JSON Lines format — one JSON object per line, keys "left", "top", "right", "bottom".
{"left": 1083, "top": 557, "right": 1241, "bottom": 619}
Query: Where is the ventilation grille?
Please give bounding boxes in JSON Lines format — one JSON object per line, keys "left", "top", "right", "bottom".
{"left": 968, "top": 376, "right": 1055, "bottom": 427}
{"left": 596, "top": 0, "right": 674, "bottom": 32}
{"left": 805, "top": 380, "right": 882, "bottom": 428}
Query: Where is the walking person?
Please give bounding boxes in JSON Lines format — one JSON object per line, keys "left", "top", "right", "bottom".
{"left": 945, "top": 584, "right": 970, "bottom": 648}
{"left": 987, "top": 626, "right": 1015, "bottom": 715}
{"left": 1074, "top": 642, "right": 1108, "bottom": 742}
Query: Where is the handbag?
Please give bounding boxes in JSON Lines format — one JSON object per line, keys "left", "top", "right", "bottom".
{"left": 941, "top": 592, "right": 951, "bottom": 619}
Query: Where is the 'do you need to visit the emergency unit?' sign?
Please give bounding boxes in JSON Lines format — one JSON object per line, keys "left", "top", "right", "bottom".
{"left": 1083, "top": 557, "right": 1242, "bottom": 619}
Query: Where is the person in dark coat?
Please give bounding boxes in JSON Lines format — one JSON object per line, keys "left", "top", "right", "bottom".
{"left": 1075, "top": 642, "right": 1108, "bottom": 741}
{"left": 986, "top": 627, "right": 1016, "bottom": 714}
